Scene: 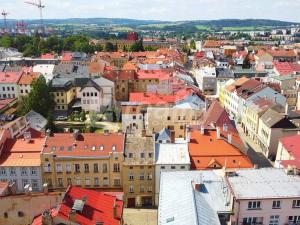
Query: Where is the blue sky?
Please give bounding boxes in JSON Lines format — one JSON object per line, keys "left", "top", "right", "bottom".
{"left": 1, "top": 0, "right": 300, "bottom": 22}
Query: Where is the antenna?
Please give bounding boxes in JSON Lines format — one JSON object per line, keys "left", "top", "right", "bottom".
{"left": 1, "top": 10, "right": 9, "bottom": 32}
{"left": 25, "top": 0, "right": 45, "bottom": 33}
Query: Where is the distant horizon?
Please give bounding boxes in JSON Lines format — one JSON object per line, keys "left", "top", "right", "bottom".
{"left": 1, "top": 0, "right": 300, "bottom": 22}
{"left": 4, "top": 17, "right": 299, "bottom": 24}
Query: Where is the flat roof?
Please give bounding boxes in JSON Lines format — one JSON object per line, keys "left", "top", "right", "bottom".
{"left": 227, "top": 168, "right": 300, "bottom": 199}
{"left": 155, "top": 143, "right": 190, "bottom": 165}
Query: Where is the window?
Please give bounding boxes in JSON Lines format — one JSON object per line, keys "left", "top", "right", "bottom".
{"left": 67, "top": 178, "right": 72, "bottom": 186}
{"left": 269, "top": 215, "right": 279, "bottom": 225}
{"left": 248, "top": 201, "right": 261, "bottom": 210}
{"left": 74, "top": 164, "right": 80, "bottom": 173}
{"left": 3, "top": 212, "right": 8, "bottom": 218}
{"left": 112, "top": 145, "right": 116, "bottom": 151}
{"left": 288, "top": 215, "right": 300, "bottom": 223}
{"left": 83, "top": 92, "right": 86, "bottom": 97}
{"left": 85, "top": 178, "right": 91, "bottom": 186}
{"left": 140, "top": 153, "right": 145, "bottom": 158}
{"left": 140, "top": 173, "right": 145, "bottom": 180}
{"left": 129, "top": 186, "right": 134, "bottom": 193}
{"left": 31, "top": 179, "right": 39, "bottom": 191}
{"left": 84, "top": 164, "right": 89, "bottom": 173}
{"left": 76, "top": 178, "right": 81, "bottom": 186}
{"left": 103, "top": 164, "right": 108, "bottom": 172}
{"left": 31, "top": 168, "right": 37, "bottom": 175}
{"left": 171, "top": 166, "right": 176, "bottom": 169}
{"left": 167, "top": 116, "right": 171, "bottom": 120}
{"left": 58, "top": 178, "right": 63, "bottom": 187}
{"left": 243, "top": 217, "right": 259, "bottom": 225}
{"left": 22, "top": 179, "right": 29, "bottom": 189}
{"left": 56, "top": 164, "right": 62, "bottom": 172}
{"left": 99, "top": 145, "right": 104, "bottom": 151}
{"left": 21, "top": 168, "right": 27, "bottom": 176}
{"left": 147, "top": 173, "right": 153, "bottom": 180}
{"left": 18, "top": 211, "right": 24, "bottom": 217}
{"left": 129, "top": 153, "right": 133, "bottom": 158}
{"left": 0, "top": 168, "right": 6, "bottom": 176}
{"left": 272, "top": 200, "right": 281, "bottom": 209}
{"left": 180, "top": 166, "right": 185, "bottom": 169}
{"left": 293, "top": 200, "right": 300, "bottom": 208}
{"left": 66, "top": 164, "right": 72, "bottom": 173}
{"left": 103, "top": 177, "right": 109, "bottom": 186}
{"left": 148, "top": 153, "right": 153, "bottom": 158}
{"left": 133, "top": 115, "right": 136, "bottom": 120}
{"left": 94, "top": 177, "right": 99, "bottom": 186}
{"left": 113, "top": 163, "right": 120, "bottom": 172}
{"left": 147, "top": 186, "right": 152, "bottom": 192}
{"left": 9, "top": 168, "right": 16, "bottom": 176}
{"left": 114, "top": 179, "right": 121, "bottom": 186}
{"left": 94, "top": 163, "right": 99, "bottom": 173}
{"left": 129, "top": 174, "right": 134, "bottom": 181}
{"left": 94, "top": 92, "right": 97, "bottom": 96}
{"left": 140, "top": 186, "right": 145, "bottom": 193}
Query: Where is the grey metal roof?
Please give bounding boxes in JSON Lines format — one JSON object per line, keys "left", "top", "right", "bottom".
{"left": 158, "top": 171, "right": 231, "bottom": 225}
{"left": 260, "top": 108, "right": 284, "bottom": 127}
{"left": 227, "top": 168, "right": 300, "bottom": 199}
{"left": 155, "top": 143, "right": 190, "bottom": 165}
{"left": 25, "top": 110, "right": 47, "bottom": 132}
{"left": 156, "top": 128, "right": 171, "bottom": 143}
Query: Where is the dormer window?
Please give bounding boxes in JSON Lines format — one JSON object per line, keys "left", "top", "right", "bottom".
{"left": 51, "top": 146, "right": 56, "bottom": 151}
{"left": 84, "top": 145, "right": 88, "bottom": 149}
{"left": 100, "top": 145, "right": 104, "bottom": 151}
{"left": 112, "top": 145, "right": 116, "bottom": 151}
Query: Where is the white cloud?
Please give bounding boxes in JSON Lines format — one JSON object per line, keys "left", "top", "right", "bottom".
{"left": 0, "top": 0, "right": 299, "bottom": 22}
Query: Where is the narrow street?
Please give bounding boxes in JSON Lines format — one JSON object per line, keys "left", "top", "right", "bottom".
{"left": 236, "top": 123, "right": 273, "bottom": 168}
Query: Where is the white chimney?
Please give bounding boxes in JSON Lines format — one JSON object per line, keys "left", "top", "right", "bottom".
{"left": 228, "top": 133, "right": 232, "bottom": 144}
{"left": 216, "top": 127, "right": 221, "bottom": 139}
{"left": 223, "top": 124, "right": 228, "bottom": 132}
{"left": 200, "top": 125, "right": 204, "bottom": 135}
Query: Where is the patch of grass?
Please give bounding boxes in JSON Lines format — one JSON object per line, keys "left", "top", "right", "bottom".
{"left": 111, "top": 26, "right": 134, "bottom": 32}
{"left": 195, "top": 25, "right": 212, "bottom": 31}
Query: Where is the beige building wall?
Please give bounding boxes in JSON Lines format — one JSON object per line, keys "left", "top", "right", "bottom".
{"left": 0, "top": 193, "right": 62, "bottom": 225}
{"left": 122, "top": 134, "right": 155, "bottom": 208}
{"left": 146, "top": 107, "right": 202, "bottom": 138}
{"left": 41, "top": 152, "right": 123, "bottom": 190}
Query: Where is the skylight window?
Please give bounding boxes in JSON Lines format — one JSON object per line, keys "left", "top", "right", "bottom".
{"left": 51, "top": 146, "right": 56, "bottom": 151}
{"left": 92, "top": 146, "right": 96, "bottom": 151}
{"left": 67, "top": 146, "right": 72, "bottom": 152}
{"left": 100, "top": 145, "right": 104, "bottom": 151}
{"left": 112, "top": 145, "right": 116, "bottom": 151}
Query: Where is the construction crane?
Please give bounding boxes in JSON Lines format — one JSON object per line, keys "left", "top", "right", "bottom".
{"left": 1, "top": 10, "right": 9, "bottom": 31}
{"left": 25, "top": 0, "right": 45, "bottom": 32}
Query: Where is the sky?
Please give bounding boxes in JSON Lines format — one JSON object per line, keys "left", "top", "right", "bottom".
{"left": 1, "top": 0, "right": 300, "bottom": 22}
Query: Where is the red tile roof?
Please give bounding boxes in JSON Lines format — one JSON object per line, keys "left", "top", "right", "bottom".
{"left": 32, "top": 186, "right": 123, "bottom": 225}
{"left": 129, "top": 88, "right": 195, "bottom": 105}
{"left": 0, "top": 99, "right": 16, "bottom": 110}
{"left": 0, "top": 71, "right": 23, "bottom": 84}
{"left": 203, "top": 40, "right": 222, "bottom": 48}
{"left": 0, "top": 128, "right": 44, "bottom": 167}
{"left": 274, "top": 62, "right": 300, "bottom": 76}
{"left": 136, "top": 70, "right": 171, "bottom": 80}
{"left": 199, "top": 100, "right": 237, "bottom": 133}
{"left": 268, "top": 49, "right": 297, "bottom": 58}
{"left": 280, "top": 135, "right": 300, "bottom": 159}
{"left": 188, "top": 130, "right": 253, "bottom": 170}
{"left": 18, "top": 72, "right": 39, "bottom": 85}
{"left": 61, "top": 52, "right": 73, "bottom": 61}
{"left": 43, "top": 132, "right": 124, "bottom": 157}
{"left": 40, "top": 53, "right": 55, "bottom": 59}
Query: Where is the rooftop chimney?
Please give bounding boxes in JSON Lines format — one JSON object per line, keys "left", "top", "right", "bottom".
{"left": 69, "top": 209, "right": 77, "bottom": 222}
{"left": 23, "top": 131, "right": 32, "bottom": 143}
{"left": 216, "top": 127, "right": 221, "bottom": 139}
{"left": 228, "top": 133, "right": 232, "bottom": 144}
{"left": 42, "top": 210, "right": 53, "bottom": 225}
{"left": 43, "top": 183, "right": 49, "bottom": 195}
{"left": 200, "top": 125, "right": 204, "bottom": 135}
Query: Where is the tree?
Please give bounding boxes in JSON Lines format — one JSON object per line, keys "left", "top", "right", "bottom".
{"left": 130, "top": 40, "right": 144, "bottom": 52}
{"left": 23, "top": 44, "right": 39, "bottom": 57}
{"left": 190, "top": 39, "right": 196, "bottom": 50}
{"left": 0, "top": 35, "right": 14, "bottom": 48}
{"left": 242, "top": 54, "right": 251, "bottom": 69}
{"left": 105, "top": 42, "right": 115, "bottom": 52}
{"left": 17, "top": 76, "right": 55, "bottom": 118}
